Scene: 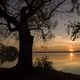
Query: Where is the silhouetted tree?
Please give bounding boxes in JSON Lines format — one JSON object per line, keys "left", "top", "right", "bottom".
{"left": 66, "top": 0, "right": 80, "bottom": 40}
{"left": 67, "top": 22, "right": 80, "bottom": 41}
{"left": 0, "top": 0, "right": 66, "bottom": 73}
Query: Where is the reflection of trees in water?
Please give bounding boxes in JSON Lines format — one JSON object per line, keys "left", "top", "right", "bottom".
{"left": 0, "top": 43, "right": 18, "bottom": 64}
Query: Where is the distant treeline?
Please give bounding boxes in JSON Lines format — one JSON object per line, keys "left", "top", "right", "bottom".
{"left": 33, "top": 51, "right": 80, "bottom": 53}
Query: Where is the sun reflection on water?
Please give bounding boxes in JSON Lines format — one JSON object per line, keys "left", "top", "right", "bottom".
{"left": 33, "top": 52, "right": 80, "bottom": 74}
{"left": 70, "top": 53, "right": 73, "bottom": 57}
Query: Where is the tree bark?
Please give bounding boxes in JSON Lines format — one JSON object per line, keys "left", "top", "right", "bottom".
{"left": 17, "top": 26, "right": 34, "bottom": 73}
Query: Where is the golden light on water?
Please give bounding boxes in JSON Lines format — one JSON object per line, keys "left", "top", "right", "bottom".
{"left": 70, "top": 53, "right": 73, "bottom": 57}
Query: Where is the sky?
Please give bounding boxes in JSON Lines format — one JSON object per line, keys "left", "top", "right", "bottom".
{"left": 33, "top": 0, "right": 80, "bottom": 52}
{"left": 1, "top": 0, "right": 80, "bottom": 52}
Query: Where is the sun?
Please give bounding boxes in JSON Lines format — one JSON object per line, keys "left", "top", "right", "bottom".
{"left": 69, "top": 49, "right": 73, "bottom": 52}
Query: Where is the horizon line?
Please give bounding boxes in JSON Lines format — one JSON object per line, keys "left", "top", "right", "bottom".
{"left": 33, "top": 50, "right": 80, "bottom": 53}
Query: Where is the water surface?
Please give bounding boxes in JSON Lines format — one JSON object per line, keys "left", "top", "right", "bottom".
{"left": 33, "top": 52, "right": 80, "bottom": 74}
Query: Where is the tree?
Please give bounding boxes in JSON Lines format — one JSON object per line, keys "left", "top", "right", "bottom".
{"left": 66, "top": 0, "right": 80, "bottom": 41}
{"left": 67, "top": 21, "right": 80, "bottom": 41}
{"left": 0, "top": 0, "right": 66, "bottom": 73}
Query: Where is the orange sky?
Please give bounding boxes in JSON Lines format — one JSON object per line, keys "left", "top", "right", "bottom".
{"left": 33, "top": 35, "right": 80, "bottom": 52}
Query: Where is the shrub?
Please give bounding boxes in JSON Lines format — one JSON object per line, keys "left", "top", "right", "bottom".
{"left": 34, "top": 56, "right": 53, "bottom": 69}
{"left": 0, "top": 43, "right": 18, "bottom": 64}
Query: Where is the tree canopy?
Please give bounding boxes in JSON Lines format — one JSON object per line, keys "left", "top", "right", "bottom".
{"left": 0, "top": 0, "right": 66, "bottom": 41}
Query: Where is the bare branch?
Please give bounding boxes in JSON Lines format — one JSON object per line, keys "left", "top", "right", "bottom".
{"left": 7, "top": 3, "right": 20, "bottom": 11}
{"left": 0, "top": 23, "right": 17, "bottom": 32}
{"left": 0, "top": 7, "right": 19, "bottom": 31}
{"left": 29, "top": 27, "right": 46, "bottom": 40}
{"left": 0, "top": 23, "right": 7, "bottom": 26}
{"left": 24, "top": 0, "right": 31, "bottom": 5}
{"left": 39, "top": 0, "right": 66, "bottom": 20}
{"left": 7, "top": 12, "right": 20, "bottom": 17}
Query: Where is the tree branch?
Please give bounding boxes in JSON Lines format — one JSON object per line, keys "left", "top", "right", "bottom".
{"left": 0, "top": 8, "right": 19, "bottom": 31}
{"left": 29, "top": 27, "right": 45, "bottom": 40}
{"left": 7, "top": 3, "right": 20, "bottom": 11}
{"left": 0, "top": 23, "right": 17, "bottom": 32}
{"left": 25, "top": 0, "right": 45, "bottom": 19}
{"left": 39, "top": 0, "right": 66, "bottom": 20}
{"left": 24, "top": 0, "right": 31, "bottom": 5}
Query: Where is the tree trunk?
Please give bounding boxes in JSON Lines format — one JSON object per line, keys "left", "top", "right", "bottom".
{"left": 17, "top": 27, "right": 34, "bottom": 73}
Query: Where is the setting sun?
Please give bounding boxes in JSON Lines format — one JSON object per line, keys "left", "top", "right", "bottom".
{"left": 69, "top": 49, "right": 73, "bottom": 52}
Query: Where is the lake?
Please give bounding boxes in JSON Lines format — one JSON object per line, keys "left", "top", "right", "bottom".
{"left": 0, "top": 52, "right": 80, "bottom": 75}
{"left": 33, "top": 52, "right": 80, "bottom": 75}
